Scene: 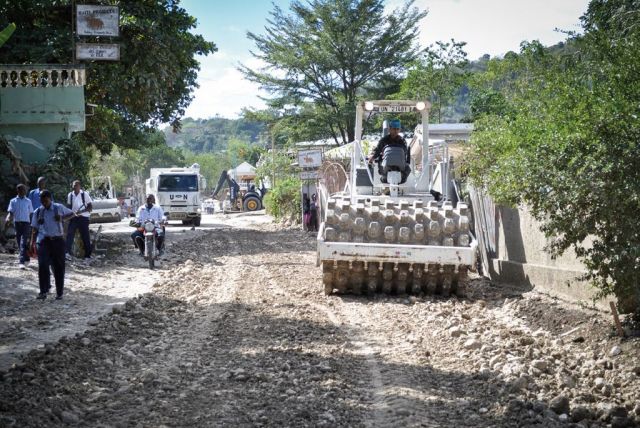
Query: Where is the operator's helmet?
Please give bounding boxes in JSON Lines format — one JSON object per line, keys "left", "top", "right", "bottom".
{"left": 389, "top": 119, "right": 401, "bottom": 129}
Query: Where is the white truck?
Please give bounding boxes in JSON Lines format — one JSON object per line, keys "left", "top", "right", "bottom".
{"left": 146, "top": 165, "right": 205, "bottom": 226}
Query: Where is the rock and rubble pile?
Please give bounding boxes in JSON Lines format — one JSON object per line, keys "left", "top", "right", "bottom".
{"left": 0, "top": 223, "right": 638, "bottom": 427}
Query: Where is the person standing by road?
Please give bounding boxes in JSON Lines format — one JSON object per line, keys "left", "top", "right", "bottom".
{"left": 65, "top": 180, "right": 93, "bottom": 260}
{"left": 121, "top": 199, "right": 129, "bottom": 218}
{"left": 303, "top": 193, "right": 311, "bottom": 230}
{"left": 309, "top": 193, "right": 319, "bottom": 232}
{"left": 30, "top": 190, "right": 76, "bottom": 300}
{"left": 5, "top": 184, "right": 34, "bottom": 269}
{"left": 28, "top": 176, "right": 51, "bottom": 211}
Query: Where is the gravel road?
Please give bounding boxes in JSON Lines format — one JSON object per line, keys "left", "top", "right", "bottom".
{"left": 0, "top": 214, "right": 638, "bottom": 427}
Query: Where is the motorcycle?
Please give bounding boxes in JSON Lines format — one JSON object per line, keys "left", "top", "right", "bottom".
{"left": 131, "top": 219, "right": 165, "bottom": 269}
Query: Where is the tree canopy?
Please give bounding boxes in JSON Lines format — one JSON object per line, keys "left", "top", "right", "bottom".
{"left": 396, "top": 39, "right": 469, "bottom": 123}
{"left": 464, "top": 0, "right": 640, "bottom": 309}
{"left": 164, "top": 117, "right": 266, "bottom": 154}
{"left": 240, "top": 0, "right": 426, "bottom": 144}
{"left": 0, "top": 0, "right": 217, "bottom": 154}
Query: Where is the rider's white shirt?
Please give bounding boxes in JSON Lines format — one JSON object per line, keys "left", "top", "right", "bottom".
{"left": 136, "top": 204, "right": 165, "bottom": 223}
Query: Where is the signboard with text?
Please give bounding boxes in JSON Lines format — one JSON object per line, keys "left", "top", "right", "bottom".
{"left": 297, "top": 150, "right": 322, "bottom": 168}
{"left": 77, "top": 5, "right": 119, "bottom": 36}
{"left": 77, "top": 43, "right": 120, "bottom": 61}
{"left": 372, "top": 105, "right": 414, "bottom": 113}
{"left": 299, "top": 171, "right": 319, "bottom": 180}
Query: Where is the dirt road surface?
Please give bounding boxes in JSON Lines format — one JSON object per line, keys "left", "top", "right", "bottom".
{"left": 1, "top": 213, "right": 638, "bottom": 427}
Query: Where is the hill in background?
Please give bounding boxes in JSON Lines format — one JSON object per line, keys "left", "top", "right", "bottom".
{"left": 164, "top": 117, "right": 267, "bottom": 154}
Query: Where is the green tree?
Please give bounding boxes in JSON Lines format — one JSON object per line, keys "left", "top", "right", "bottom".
{"left": 464, "top": 1, "right": 640, "bottom": 311}
{"left": 90, "top": 132, "right": 185, "bottom": 191}
{"left": 240, "top": 0, "right": 427, "bottom": 144}
{"left": 0, "top": 0, "right": 216, "bottom": 154}
{"left": 183, "top": 151, "right": 230, "bottom": 194}
{"left": 242, "top": 104, "right": 334, "bottom": 148}
{"left": 226, "top": 138, "right": 262, "bottom": 167}
{"left": 256, "top": 150, "right": 296, "bottom": 190}
{"left": 262, "top": 176, "right": 301, "bottom": 222}
{"left": 466, "top": 49, "right": 530, "bottom": 121}
{"left": 38, "top": 139, "right": 92, "bottom": 200}
{"left": 397, "top": 39, "right": 469, "bottom": 123}
{"left": 164, "top": 116, "right": 267, "bottom": 155}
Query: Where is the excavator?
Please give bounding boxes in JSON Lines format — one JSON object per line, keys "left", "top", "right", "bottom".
{"left": 211, "top": 170, "right": 266, "bottom": 213}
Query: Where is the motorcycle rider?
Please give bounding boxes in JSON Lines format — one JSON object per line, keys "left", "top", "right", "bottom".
{"left": 131, "top": 194, "right": 166, "bottom": 256}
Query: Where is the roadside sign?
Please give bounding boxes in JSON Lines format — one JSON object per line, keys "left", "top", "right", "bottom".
{"left": 300, "top": 171, "right": 318, "bottom": 180}
{"left": 298, "top": 150, "right": 322, "bottom": 168}
{"left": 77, "top": 43, "right": 120, "bottom": 61}
{"left": 77, "top": 5, "right": 120, "bottom": 36}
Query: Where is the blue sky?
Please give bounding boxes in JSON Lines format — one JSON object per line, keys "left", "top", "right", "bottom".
{"left": 179, "top": 0, "right": 590, "bottom": 119}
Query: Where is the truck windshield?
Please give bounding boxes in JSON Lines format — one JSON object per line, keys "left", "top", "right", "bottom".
{"left": 158, "top": 174, "right": 198, "bottom": 191}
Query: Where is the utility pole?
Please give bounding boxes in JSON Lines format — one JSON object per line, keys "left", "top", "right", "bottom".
{"left": 270, "top": 125, "right": 276, "bottom": 188}
{"left": 71, "top": 0, "right": 76, "bottom": 64}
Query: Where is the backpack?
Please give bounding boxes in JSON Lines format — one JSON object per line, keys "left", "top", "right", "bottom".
{"left": 68, "top": 191, "right": 92, "bottom": 212}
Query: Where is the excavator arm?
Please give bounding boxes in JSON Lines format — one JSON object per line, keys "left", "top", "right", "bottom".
{"left": 211, "top": 170, "right": 240, "bottom": 202}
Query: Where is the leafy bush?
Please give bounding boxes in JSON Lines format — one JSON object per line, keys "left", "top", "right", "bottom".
{"left": 263, "top": 176, "right": 301, "bottom": 222}
{"left": 464, "top": 1, "right": 640, "bottom": 312}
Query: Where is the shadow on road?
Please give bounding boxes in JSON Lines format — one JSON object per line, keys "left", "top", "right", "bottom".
{"left": 0, "top": 294, "right": 565, "bottom": 427}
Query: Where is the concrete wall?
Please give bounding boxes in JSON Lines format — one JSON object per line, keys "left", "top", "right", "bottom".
{"left": 470, "top": 188, "right": 607, "bottom": 309}
{"left": 0, "top": 66, "right": 85, "bottom": 164}
{"left": 489, "top": 205, "right": 606, "bottom": 307}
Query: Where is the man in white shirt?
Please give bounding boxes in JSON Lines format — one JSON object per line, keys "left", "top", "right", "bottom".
{"left": 131, "top": 194, "right": 166, "bottom": 256}
{"left": 5, "top": 184, "right": 34, "bottom": 268}
{"left": 65, "top": 180, "right": 93, "bottom": 260}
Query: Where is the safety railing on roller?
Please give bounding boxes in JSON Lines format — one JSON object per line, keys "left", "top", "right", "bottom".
{"left": 428, "top": 142, "right": 450, "bottom": 165}
{"left": 352, "top": 139, "right": 375, "bottom": 193}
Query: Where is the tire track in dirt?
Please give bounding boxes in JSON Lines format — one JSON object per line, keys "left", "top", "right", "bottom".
{"left": 245, "top": 237, "right": 423, "bottom": 426}
{"left": 75, "top": 232, "right": 246, "bottom": 426}
{"left": 249, "top": 238, "right": 389, "bottom": 427}
{"left": 311, "top": 301, "right": 387, "bottom": 427}
{"left": 330, "top": 298, "right": 441, "bottom": 427}
{"left": 248, "top": 234, "right": 443, "bottom": 426}
{"left": 135, "top": 227, "right": 368, "bottom": 426}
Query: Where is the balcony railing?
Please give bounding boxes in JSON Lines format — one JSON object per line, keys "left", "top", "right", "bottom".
{"left": 0, "top": 65, "right": 86, "bottom": 88}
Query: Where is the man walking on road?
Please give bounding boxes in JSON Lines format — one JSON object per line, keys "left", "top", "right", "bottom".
{"left": 31, "top": 190, "right": 76, "bottom": 300}
{"left": 28, "top": 176, "right": 51, "bottom": 211}
{"left": 5, "top": 184, "right": 33, "bottom": 269}
{"left": 65, "top": 180, "right": 93, "bottom": 260}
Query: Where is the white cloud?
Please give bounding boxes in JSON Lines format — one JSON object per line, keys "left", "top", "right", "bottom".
{"left": 412, "top": 0, "right": 589, "bottom": 59}
{"left": 184, "top": 56, "right": 267, "bottom": 119}
{"left": 183, "top": 0, "right": 590, "bottom": 119}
